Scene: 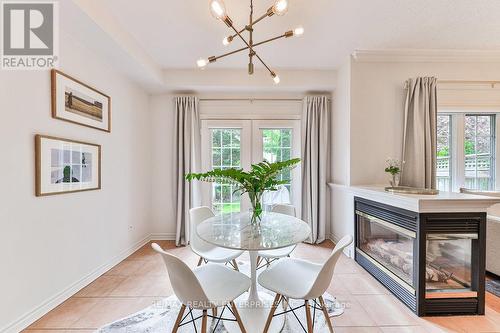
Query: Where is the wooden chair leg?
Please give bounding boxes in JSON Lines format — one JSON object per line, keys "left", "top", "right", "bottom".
{"left": 263, "top": 294, "right": 281, "bottom": 333}
{"left": 201, "top": 310, "right": 208, "bottom": 333}
{"left": 305, "top": 300, "right": 313, "bottom": 333}
{"left": 232, "top": 259, "right": 239, "bottom": 271}
{"left": 172, "top": 304, "right": 186, "bottom": 333}
{"left": 212, "top": 307, "right": 218, "bottom": 317}
{"left": 197, "top": 257, "right": 203, "bottom": 266}
{"left": 230, "top": 301, "right": 247, "bottom": 333}
{"left": 319, "top": 296, "right": 334, "bottom": 333}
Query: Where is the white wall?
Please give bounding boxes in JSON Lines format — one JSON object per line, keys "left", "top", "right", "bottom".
{"left": 331, "top": 59, "right": 351, "bottom": 185}
{"left": 350, "top": 60, "right": 500, "bottom": 185}
{"left": 0, "top": 31, "right": 152, "bottom": 332}
{"left": 149, "top": 94, "right": 176, "bottom": 238}
{"left": 330, "top": 60, "right": 354, "bottom": 246}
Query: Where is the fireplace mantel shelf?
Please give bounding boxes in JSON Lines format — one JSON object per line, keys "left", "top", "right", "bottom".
{"left": 329, "top": 184, "right": 500, "bottom": 213}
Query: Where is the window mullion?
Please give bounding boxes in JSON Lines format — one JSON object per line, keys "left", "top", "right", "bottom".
{"left": 474, "top": 116, "right": 477, "bottom": 189}
{"left": 453, "top": 114, "right": 466, "bottom": 191}
{"left": 495, "top": 115, "right": 500, "bottom": 190}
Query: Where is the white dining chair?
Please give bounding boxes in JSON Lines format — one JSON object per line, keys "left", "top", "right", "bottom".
{"left": 151, "top": 243, "right": 249, "bottom": 333}
{"left": 258, "top": 235, "right": 353, "bottom": 333}
{"left": 256, "top": 204, "right": 298, "bottom": 269}
{"left": 190, "top": 206, "right": 244, "bottom": 270}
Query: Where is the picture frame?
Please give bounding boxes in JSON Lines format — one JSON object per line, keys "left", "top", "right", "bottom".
{"left": 35, "top": 135, "right": 101, "bottom": 196}
{"left": 51, "top": 69, "right": 111, "bottom": 132}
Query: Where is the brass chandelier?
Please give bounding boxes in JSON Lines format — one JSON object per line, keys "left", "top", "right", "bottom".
{"left": 197, "top": 0, "right": 304, "bottom": 84}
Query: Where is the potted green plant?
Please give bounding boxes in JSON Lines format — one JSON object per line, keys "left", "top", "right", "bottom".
{"left": 385, "top": 158, "right": 402, "bottom": 187}
{"left": 186, "top": 158, "right": 300, "bottom": 224}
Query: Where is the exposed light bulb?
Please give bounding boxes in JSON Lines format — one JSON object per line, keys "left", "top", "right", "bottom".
{"left": 272, "top": 0, "right": 288, "bottom": 16}
{"left": 209, "top": 0, "right": 227, "bottom": 20}
{"left": 273, "top": 74, "right": 280, "bottom": 84}
{"left": 293, "top": 26, "right": 304, "bottom": 36}
{"left": 197, "top": 58, "right": 208, "bottom": 68}
{"left": 222, "top": 36, "right": 232, "bottom": 46}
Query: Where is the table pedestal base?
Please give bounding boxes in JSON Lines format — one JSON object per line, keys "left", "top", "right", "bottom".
{"left": 225, "top": 292, "right": 285, "bottom": 333}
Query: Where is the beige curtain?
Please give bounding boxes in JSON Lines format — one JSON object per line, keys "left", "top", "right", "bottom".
{"left": 401, "top": 77, "right": 438, "bottom": 189}
{"left": 174, "top": 96, "right": 201, "bottom": 246}
{"left": 301, "top": 96, "right": 329, "bottom": 244}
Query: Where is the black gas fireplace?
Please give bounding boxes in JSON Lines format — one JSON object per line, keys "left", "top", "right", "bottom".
{"left": 354, "top": 197, "right": 486, "bottom": 316}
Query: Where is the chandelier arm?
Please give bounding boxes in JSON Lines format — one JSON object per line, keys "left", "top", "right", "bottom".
{"left": 230, "top": 25, "right": 253, "bottom": 52}
{"left": 253, "top": 52, "right": 273, "bottom": 75}
{"left": 211, "top": 32, "right": 291, "bottom": 62}
{"left": 229, "top": 25, "right": 272, "bottom": 74}
{"left": 220, "top": 25, "right": 275, "bottom": 76}
{"left": 252, "top": 10, "right": 272, "bottom": 26}
{"left": 211, "top": 46, "right": 250, "bottom": 61}
{"left": 226, "top": 9, "right": 273, "bottom": 41}
{"left": 253, "top": 32, "right": 292, "bottom": 47}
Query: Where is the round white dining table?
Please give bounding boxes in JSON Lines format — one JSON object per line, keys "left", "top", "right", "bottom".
{"left": 197, "top": 211, "right": 311, "bottom": 333}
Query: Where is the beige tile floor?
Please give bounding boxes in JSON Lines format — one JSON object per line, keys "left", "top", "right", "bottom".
{"left": 25, "top": 240, "right": 500, "bottom": 333}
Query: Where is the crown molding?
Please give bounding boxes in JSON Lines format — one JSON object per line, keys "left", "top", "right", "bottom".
{"left": 352, "top": 49, "right": 500, "bottom": 63}
{"left": 161, "top": 68, "right": 337, "bottom": 93}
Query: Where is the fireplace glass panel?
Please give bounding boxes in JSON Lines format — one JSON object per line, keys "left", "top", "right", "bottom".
{"left": 426, "top": 234, "right": 475, "bottom": 295}
{"left": 357, "top": 212, "right": 415, "bottom": 287}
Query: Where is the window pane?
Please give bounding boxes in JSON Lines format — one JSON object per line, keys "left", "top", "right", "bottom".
{"left": 231, "top": 131, "right": 240, "bottom": 147}
{"left": 262, "top": 129, "right": 293, "bottom": 208}
{"left": 222, "top": 131, "right": 231, "bottom": 146}
{"left": 464, "top": 115, "right": 495, "bottom": 191}
{"left": 282, "top": 130, "right": 291, "bottom": 147}
{"left": 212, "top": 129, "right": 221, "bottom": 146}
{"left": 477, "top": 136, "right": 491, "bottom": 154}
{"left": 231, "top": 148, "right": 241, "bottom": 166}
{"left": 212, "top": 148, "right": 221, "bottom": 167}
{"left": 436, "top": 115, "right": 452, "bottom": 191}
{"left": 210, "top": 128, "right": 241, "bottom": 214}
{"left": 222, "top": 148, "right": 231, "bottom": 167}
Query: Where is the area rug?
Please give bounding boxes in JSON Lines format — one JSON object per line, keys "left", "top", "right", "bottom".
{"left": 486, "top": 278, "right": 500, "bottom": 297}
{"left": 97, "top": 261, "right": 345, "bottom": 332}
{"left": 97, "top": 293, "right": 343, "bottom": 332}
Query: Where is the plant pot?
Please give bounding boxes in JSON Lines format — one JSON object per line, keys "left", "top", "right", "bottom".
{"left": 390, "top": 174, "right": 400, "bottom": 187}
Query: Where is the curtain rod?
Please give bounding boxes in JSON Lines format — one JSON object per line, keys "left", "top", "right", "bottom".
{"left": 199, "top": 97, "right": 332, "bottom": 102}
{"left": 404, "top": 79, "right": 500, "bottom": 89}
{"left": 438, "top": 79, "right": 500, "bottom": 85}
{"left": 199, "top": 98, "right": 303, "bottom": 101}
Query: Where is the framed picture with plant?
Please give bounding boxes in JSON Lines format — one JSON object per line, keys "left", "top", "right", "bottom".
{"left": 35, "top": 135, "right": 101, "bottom": 196}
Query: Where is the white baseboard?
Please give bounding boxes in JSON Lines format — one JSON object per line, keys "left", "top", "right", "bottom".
{"left": 150, "top": 232, "right": 176, "bottom": 240}
{"left": 2, "top": 234, "right": 152, "bottom": 333}
{"left": 328, "top": 233, "right": 340, "bottom": 243}
{"left": 329, "top": 232, "right": 355, "bottom": 258}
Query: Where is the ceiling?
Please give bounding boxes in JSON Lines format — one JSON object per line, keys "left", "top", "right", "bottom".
{"left": 100, "top": 0, "right": 500, "bottom": 70}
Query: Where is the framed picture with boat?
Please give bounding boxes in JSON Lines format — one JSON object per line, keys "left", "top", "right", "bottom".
{"left": 51, "top": 69, "right": 111, "bottom": 132}
{"left": 35, "top": 135, "right": 101, "bottom": 196}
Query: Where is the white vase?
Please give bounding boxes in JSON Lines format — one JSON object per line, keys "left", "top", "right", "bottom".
{"left": 390, "top": 174, "right": 400, "bottom": 187}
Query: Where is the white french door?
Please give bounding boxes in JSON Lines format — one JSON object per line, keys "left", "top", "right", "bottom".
{"left": 201, "top": 120, "right": 252, "bottom": 214}
{"left": 201, "top": 119, "right": 301, "bottom": 216}
{"left": 251, "top": 120, "right": 301, "bottom": 215}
